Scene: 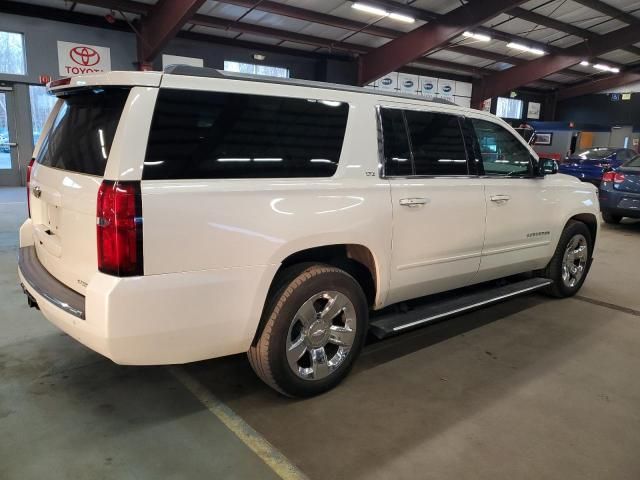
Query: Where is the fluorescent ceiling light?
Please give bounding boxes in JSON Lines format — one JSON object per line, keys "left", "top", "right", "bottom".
{"left": 611, "top": 67, "right": 620, "bottom": 73}
{"left": 506, "top": 42, "right": 545, "bottom": 55}
{"left": 580, "top": 60, "right": 590, "bottom": 66}
{"left": 351, "top": 3, "right": 415, "bottom": 23}
{"left": 463, "top": 31, "right": 491, "bottom": 42}
{"left": 352, "top": 2, "right": 388, "bottom": 16}
{"left": 388, "top": 12, "right": 415, "bottom": 23}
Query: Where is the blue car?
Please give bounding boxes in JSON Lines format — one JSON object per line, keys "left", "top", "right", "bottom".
{"left": 599, "top": 155, "right": 640, "bottom": 224}
{"left": 558, "top": 147, "right": 637, "bottom": 185}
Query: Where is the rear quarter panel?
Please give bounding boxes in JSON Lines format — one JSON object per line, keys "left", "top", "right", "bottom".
{"left": 138, "top": 82, "right": 392, "bottom": 308}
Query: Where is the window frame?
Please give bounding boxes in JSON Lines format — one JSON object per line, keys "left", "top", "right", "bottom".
{"left": 376, "top": 105, "right": 476, "bottom": 179}
{"left": 465, "top": 116, "right": 537, "bottom": 179}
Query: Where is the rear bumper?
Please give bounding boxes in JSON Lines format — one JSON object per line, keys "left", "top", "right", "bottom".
{"left": 18, "top": 221, "right": 276, "bottom": 365}
{"left": 599, "top": 189, "right": 640, "bottom": 218}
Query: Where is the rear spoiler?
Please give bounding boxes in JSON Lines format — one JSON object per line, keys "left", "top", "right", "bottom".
{"left": 46, "top": 71, "right": 162, "bottom": 95}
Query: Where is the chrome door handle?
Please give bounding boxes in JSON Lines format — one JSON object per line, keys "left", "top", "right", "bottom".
{"left": 490, "top": 194, "right": 511, "bottom": 204}
{"left": 399, "top": 197, "right": 428, "bottom": 207}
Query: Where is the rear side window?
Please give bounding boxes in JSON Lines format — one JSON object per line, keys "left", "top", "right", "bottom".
{"left": 143, "top": 90, "right": 349, "bottom": 179}
{"left": 404, "top": 110, "right": 468, "bottom": 176}
{"left": 36, "top": 88, "right": 130, "bottom": 176}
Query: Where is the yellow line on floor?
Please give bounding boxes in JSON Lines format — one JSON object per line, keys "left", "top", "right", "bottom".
{"left": 169, "top": 366, "right": 309, "bottom": 480}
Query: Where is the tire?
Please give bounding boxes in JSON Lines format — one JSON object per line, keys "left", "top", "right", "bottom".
{"left": 602, "top": 212, "right": 622, "bottom": 224}
{"left": 248, "top": 264, "right": 368, "bottom": 397}
{"left": 540, "top": 220, "right": 593, "bottom": 298}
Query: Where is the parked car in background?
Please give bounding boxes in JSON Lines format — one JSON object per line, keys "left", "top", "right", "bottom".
{"left": 559, "top": 147, "right": 637, "bottom": 185}
{"left": 599, "top": 155, "right": 640, "bottom": 224}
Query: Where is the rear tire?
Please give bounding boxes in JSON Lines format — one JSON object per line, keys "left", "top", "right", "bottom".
{"left": 248, "top": 265, "right": 368, "bottom": 397}
{"left": 602, "top": 212, "right": 622, "bottom": 224}
{"left": 540, "top": 220, "right": 593, "bottom": 298}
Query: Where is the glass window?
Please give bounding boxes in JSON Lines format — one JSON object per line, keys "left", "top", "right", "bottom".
{"left": 29, "top": 86, "right": 58, "bottom": 146}
{"left": 143, "top": 90, "right": 349, "bottom": 179}
{"left": 380, "top": 108, "right": 412, "bottom": 176}
{"left": 471, "top": 118, "right": 532, "bottom": 177}
{"left": 0, "top": 31, "right": 26, "bottom": 75}
{"left": 625, "top": 156, "right": 640, "bottom": 167}
{"left": 223, "top": 61, "right": 289, "bottom": 78}
{"left": 405, "top": 110, "right": 468, "bottom": 176}
{"left": 36, "top": 88, "right": 130, "bottom": 176}
{"left": 496, "top": 97, "right": 523, "bottom": 119}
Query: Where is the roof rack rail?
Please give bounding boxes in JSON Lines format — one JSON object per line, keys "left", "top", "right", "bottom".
{"left": 162, "top": 65, "right": 457, "bottom": 106}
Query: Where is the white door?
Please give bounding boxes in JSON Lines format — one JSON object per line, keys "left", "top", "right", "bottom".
{"left": 380, "top": 106, "right": 486, "bottom": 305}
{"left": 468, "top": 117, "right": 556, "bottom": 281}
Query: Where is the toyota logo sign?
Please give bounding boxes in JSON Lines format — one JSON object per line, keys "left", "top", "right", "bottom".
{"left": 69, "top": 46, "right": 101, "bottom": 67}
{"left": 58, "top": 41, "right": 111, "bottom": 76}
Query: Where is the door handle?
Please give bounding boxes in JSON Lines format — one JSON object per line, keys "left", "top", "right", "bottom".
{"left": 399, "top": 197, "right": 429, "bottom": 207}
{"left": 490, "top": 194, "right": 511, "bottom": 204}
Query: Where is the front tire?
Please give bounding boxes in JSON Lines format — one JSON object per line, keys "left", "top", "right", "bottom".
{"left": 540, "top": 221, "right": 593, "bottom": 298}
{"left": 248, "top": 265, "right": 368, "bottom": 397}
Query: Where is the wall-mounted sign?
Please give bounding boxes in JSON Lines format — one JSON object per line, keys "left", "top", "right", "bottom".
{"left": 611, "top": 93, "right": 621, "bottom": 101}
{"left": 377, "top": 72, "right": 398, "bottom": 91}
{"left": 534, "top": 132, "right": 553, "bottom": 145}
{"left": 482, "top": 98, "right": 492, "bottom": 112}
{"left": 420, "top": 76, "right": 437, "bottom": 96}
{"left": 622, "top": 93, "right": 632, "bottom": 100}
{"left": 57, "top": 41, "right": 111, "bottom": 77}
{"left": 437, "top": 78, "right": 455, "bottom": 96}
{"left": 398, "top": 73, "right": 418, "bottom": 93}
{"left": 527, "top": 101, "right": 541, "bottom": 119}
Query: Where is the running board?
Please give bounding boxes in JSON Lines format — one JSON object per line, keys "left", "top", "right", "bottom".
{"left": 369, "top": 277, "right": 552, "bottom": 339}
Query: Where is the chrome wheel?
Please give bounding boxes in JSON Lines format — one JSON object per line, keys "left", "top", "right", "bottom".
{"left": 561, "top": 234, "right": 588, "bottom": 288}
{"left": 286, "top": 290, "right": 357, "bottom": 381}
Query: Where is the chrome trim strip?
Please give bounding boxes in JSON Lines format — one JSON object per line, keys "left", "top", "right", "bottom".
{"left": 482, "top": 240, "right": 551, "bottom": 256}
{"left": 18, "top": 246, "right": 86, "bottom": 320}
{"left": 392, "top": 281, "right": 552, "bottom": 331}
{"left": 397, "top": 251, "right": 482, "bottom": 270}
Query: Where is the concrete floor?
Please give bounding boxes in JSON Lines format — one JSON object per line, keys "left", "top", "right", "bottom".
{"left": 1, "top": 186, "right": 640, "bottom": 479}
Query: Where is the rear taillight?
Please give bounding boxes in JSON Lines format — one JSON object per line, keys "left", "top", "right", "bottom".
{"left": 26, "top": 158, "right": 35, "bottom": 218}
{"left": 602, "top": 171, "right": 626, "bottom": 184}
{"left": 602, "top": 171, "right": 615, "bottom": 183}
{"left": 96, "top": 181, "right": 143, "bottom": 276}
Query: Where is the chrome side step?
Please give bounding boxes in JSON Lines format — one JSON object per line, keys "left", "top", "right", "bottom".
{"left": 369, "top": 277, "right": 552, "bottom": 339}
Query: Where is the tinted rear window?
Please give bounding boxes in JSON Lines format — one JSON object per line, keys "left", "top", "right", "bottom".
{"left": 36, "top": 88, "right": 129, "bottom": 176}
{"left": 143, "top": 90, "right": 349, "bottom": 180}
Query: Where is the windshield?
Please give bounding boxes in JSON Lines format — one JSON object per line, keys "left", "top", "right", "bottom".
{"left": 574, "top": 148, "right": 615, "bottom": 159}
{"left": 624, "top": 156, "right": 640, "bottom": 168}
{"left": 36, "top": 88, "right": 130, "bottom": 176}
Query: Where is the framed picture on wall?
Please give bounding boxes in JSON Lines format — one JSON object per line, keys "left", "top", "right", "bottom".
{"left": 527, "top": 101, "right": 541, "bottom": 119}
{"left": 534, "top": 132, "right": 553, "bottom": 145}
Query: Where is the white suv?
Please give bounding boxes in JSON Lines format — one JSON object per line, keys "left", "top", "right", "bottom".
{"left": 18, "top": 67, "right": 599, "bottom": 397}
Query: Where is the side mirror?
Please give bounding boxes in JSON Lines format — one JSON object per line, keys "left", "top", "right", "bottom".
{"left": 539, "top": 158, "right": 558, "bottom": 175}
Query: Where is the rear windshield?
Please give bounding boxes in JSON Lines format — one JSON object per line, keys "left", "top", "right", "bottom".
{"left": 36, "top": 88, "right": 130, "bottom": 176}
{"left": 575, "top": 148, "right": 615, "bottom": 159}
{"left": 624, "top": 156, "right": 640, "bottom": 167}
{"left": 143, "top": 89, "right": 349, "bottom": 180}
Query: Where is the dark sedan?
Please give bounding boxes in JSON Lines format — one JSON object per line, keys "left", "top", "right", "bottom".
{"left": 599, "top": 155, "right": 640, "bottom": 223}
{"left": 559, "top": 147, "right": 637, "bottom": 185}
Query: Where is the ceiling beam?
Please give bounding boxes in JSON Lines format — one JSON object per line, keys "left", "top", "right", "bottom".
{"left": 471, "top": 24, "right": 639, "bottom": 106}
{"left": 571, "top": 0, "right": 640, "bottom": 25}
{"left": 557, "top": 70, "right": 640, "bottom": 100}
{"left": 357, "top": 0, "right": 527, "bottom": 85}
{"left": 138, "top": 0, "right": 206, "bottom": 65}
{"left": 509, "top": 6, "right": 640, "bottom": 57}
